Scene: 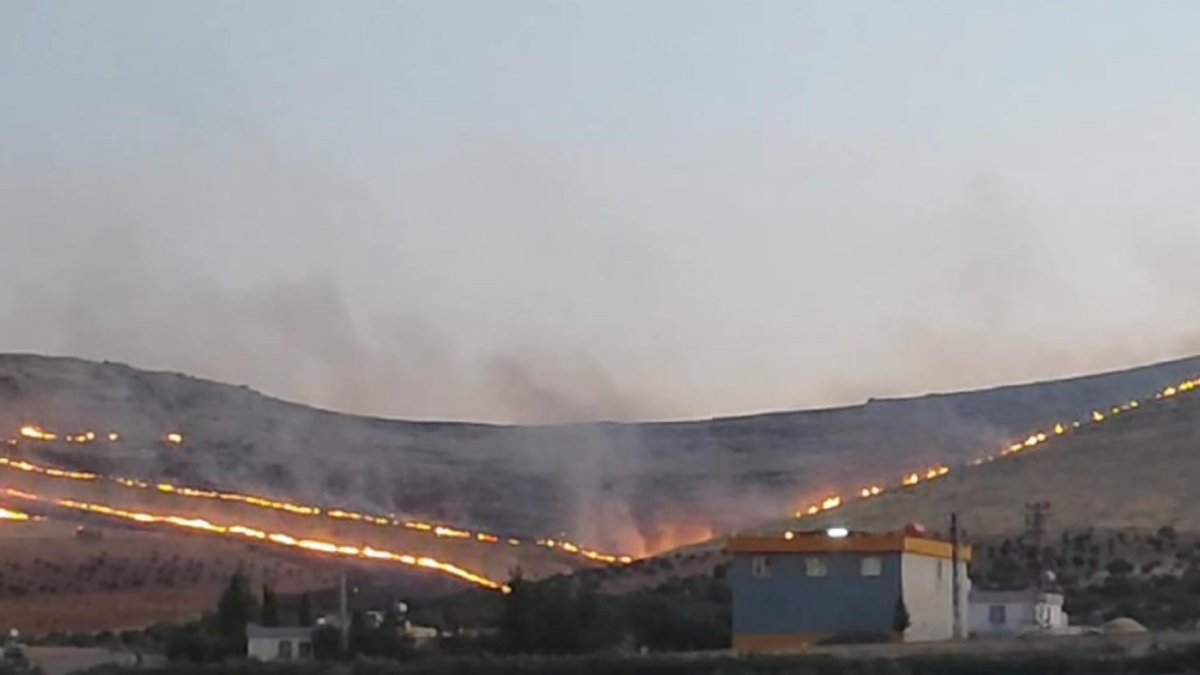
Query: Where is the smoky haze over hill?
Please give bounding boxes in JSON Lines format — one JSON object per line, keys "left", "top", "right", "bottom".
{"left": 7, "top": 4, "right": 1200, "bottom": 425}
{"left": 3, "top": 353, "right": 1199, "bottom": 556}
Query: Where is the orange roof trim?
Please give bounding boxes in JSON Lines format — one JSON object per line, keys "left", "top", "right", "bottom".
{"left": 727, "top": 534, "right": 971, "bottom": 562}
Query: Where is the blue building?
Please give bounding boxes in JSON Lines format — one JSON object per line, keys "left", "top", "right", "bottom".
{"left": 727, "top": 530, "right": 971, "bottom": 652}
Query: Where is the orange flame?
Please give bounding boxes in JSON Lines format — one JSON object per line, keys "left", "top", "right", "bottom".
{"left": 858, "top": 485, "right": 883, "bottom": 498}
{"left": 0, "top": 441, "right": 633, "bottom": 567}
{"left": 19, "top": 425, "right": 56, "bottom": 441}
{"left": 0, "top": 507, "right": 29, "bottom": 522}
{"left": 1, "top": 488, "right": 508, "bottom": 592}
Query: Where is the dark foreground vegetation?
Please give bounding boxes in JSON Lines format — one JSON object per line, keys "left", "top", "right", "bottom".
{"left": 45, "top": 567, "right": 732, "bottom": 663}
{"left": 73, "top": 642, "right": 1200, "bottom": 675}
{"left": 42, "top": 535, "right": 1200, "bottom": 665}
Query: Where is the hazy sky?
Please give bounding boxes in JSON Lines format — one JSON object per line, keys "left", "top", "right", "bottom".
{"left": 3, "top": 2, "right": 1199, "bottom": 423}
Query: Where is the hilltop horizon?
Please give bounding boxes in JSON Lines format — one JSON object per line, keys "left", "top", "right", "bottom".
{"left": 8, "top": 349, "right": 1200, "bottom": 427}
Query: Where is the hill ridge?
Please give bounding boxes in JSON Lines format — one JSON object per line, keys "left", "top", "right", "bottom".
{"left": 2, "top": 351, "right": 1200, "bottom": 556}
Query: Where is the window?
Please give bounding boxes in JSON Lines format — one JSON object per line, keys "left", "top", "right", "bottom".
{"left": 989, "top": 604, "right": 1007, "bottom": 625}
{"left": 860, "top": 556, "right": 882, "bottom": 577}
{"left": 751, "top": 555, "right": 771, "bottom": 578}
{"left": 298, "top": 641, "right": 313, "bottom": 658}
{"left": 805, "top": 556, "right": 828, "bottom": 577}
{"left": 936, "top": 560, "right": 945, "bottom": 585}
{"left": 278, "top": 640, "right": 294, "bottom": 660}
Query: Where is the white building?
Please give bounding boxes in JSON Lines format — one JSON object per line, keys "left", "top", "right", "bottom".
{"left": 400, "top": 620, "right": 439, "bottom": 645}
{"left": 246, "top": 624, "right": 313, "bottom": 661}
{"left": 968, "top": 590, "right": 1068, "bottom": 636}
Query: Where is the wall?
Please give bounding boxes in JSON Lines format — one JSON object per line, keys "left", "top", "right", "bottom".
{"left": 247, "top": 637, "right": 283, "bottom": 661}
{"left": 969, "top": 597, "right": 1068, "bottom": 636}
{"left": 247, "top": 637, "right": 309, "bottom": 661}
{"left": 1039, "top": 601, "right": 1067, "bottom": 629}
{"left": 968, "top": 599, "right": 1028, "bottom": 636}
{"left": 731, "top": 551, "right": 901, "bottom": 644}
{"left": 899, "top": 554, "right": 970, "bottom": 642}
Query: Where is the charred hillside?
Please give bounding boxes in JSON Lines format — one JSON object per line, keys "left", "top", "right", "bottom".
{"left": 1, "top": 353, "right": 1199, "bottom": 555}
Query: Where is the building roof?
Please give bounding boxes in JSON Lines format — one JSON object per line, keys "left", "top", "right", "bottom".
{"left": 726, "top": 533, "right": 972, "bottom": 562}
{"left": 970, "top": 589, "right": 1063, "bottom": 605}
{"left": 246, "top": 624, "right": 313, "bottom": 640}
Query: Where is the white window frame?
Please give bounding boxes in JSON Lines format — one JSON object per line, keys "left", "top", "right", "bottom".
{"left": 989, "top": 604, "right": 1007, "bottom": 625}
{"left": 805, "top": 556, "right": 828, "bottom": 578}
{"left": 751, "top": 555, "right": 771, "bottom": 578}
{"left": 860, "top": 556, "right": 882, "bottom": 577}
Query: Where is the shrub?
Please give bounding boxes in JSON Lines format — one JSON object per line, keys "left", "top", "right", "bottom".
{"left": 1107, "top": 558, "right": 1134, "bottom": 576}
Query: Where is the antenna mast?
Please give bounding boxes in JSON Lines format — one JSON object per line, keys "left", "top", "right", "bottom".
{"left": 1024, "top": 501, "right": 1051, "bottom": 589}
{"left": 950, "top": 512, "right": 962, "bottom": 639}
{"left": 339, "top": 570, "right": 349, "bottom": 653}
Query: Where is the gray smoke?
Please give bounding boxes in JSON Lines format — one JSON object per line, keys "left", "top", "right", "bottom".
{"left": 5, "top": 2, "right": 1200, "bottom": 556}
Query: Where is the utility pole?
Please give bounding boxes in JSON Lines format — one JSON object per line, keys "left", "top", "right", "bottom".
{"left": 950, "top": 512, "right": 962, "bottom": 639}
{"left": 338, "top": 570, "right": 349, "bottom": 653}
{"left": 1024, "top": 501, "right": 1051, "bottom": 589}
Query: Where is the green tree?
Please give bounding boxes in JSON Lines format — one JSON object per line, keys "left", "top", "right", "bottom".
{"left": 260, "top": 584, "right": 279, "bottom": 627}
{"left": 377, "top": 608, "right": 410, "bottom": 657}
{"left": 348, "top": 610, "right": 371, "bottom": 655}
{"left": 297, "top": 592, "right": 313, "bottom": 627}
{"left": 216, "top": 570, "right": 259, "bottom": 640}
{"left": 498, "top": 570, "right": 533, "bottom": 653}
{"left": 628, "top": 577, "right": 729, "bottom": 652}
{"left": 893, "top": 597, "right": 911, "bottom": 636}
{"left": 351, "top": 608, "right": 413, "bottom": 659}
{"left": 1107, "top": 558, "right": 1134, "bottom": 577}
{"left": 311, "top": 625, "right": 340, "bottom": 660}
{"left": 498, "top": 572, "right": 593, "bottom": 654}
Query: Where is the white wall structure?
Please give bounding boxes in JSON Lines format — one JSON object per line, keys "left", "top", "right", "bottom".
{"left": 900, "top": 553, "right": 971, "bottom": 642}
{"left": 968, "top": 590, "right": 1068, "bottom": 637}
{"left": 246, "top": 625, "right": 313, "bottom": 661}
{"left": 401, "top": 621, "right": 439, "bottom": 645}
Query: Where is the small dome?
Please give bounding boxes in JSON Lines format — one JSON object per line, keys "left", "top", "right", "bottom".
{"left": 1102, "top": 617, "right": 1148, "bottom": 633}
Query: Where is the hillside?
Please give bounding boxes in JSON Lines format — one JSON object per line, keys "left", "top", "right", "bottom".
{"left": 585, "top": 376, "right": 1200, "bottom": 601}
{"left": 0, "top": 519, "right": 341, "bottom": 635}
{"left": 749, "top": 377, "right": 1200, "bottom": 537}
{"left": 2, "top": 352, "right": 1200, "bottom": 558}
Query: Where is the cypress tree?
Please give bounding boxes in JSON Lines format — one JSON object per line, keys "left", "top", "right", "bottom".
{"left": 216, "top": 570, "right": 260, "bottom": 640}
{"left": 260, "top": 584, "right": 279, "bottom": 627}
{"left": 298, "top": 592, "right": 313, "bottom": 627}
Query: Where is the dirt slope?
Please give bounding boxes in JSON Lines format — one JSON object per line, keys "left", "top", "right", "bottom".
{"left": 0, "top": 520, "right": 338, "bottom": 634}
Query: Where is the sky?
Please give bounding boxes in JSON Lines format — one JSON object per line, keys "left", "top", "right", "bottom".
{"left": 2, "top": 1, "right": 1200, "bottom": 424}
